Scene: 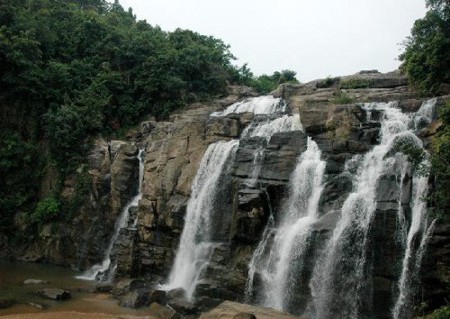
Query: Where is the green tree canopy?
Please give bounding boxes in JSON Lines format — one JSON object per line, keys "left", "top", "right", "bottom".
{"left": 400, "top": 1, "right": 450, "bottom": 93}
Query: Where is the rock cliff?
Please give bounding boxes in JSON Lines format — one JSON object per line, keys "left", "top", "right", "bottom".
{"left": 6, "top": 71, "right": 450, "bottom": 318}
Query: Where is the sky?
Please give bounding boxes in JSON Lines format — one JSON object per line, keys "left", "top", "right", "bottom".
{"left": 117, "top": 0, "right": 427, "bottom": 82}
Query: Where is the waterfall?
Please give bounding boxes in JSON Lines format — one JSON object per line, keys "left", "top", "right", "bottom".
{"left": 163, "top": 96, "right": 291, "bottom": 298}
{"left": 392, "top": 172, "right": 433, "bottom": 319}
{"left": 392, "top": 99, "right": 438, "bottom": 319}
{"left": 242, "top": 114, "right": 303, "bottom": 187}
{"left": 242, "top": 114, "right": 303, "bottom": 139}
{"left": 210, "top": 96, "right": 286, "bottom": 117}
{"left": 163, "top": 140, "right": 239, "bottom": 299}
{"left": 77, "top": 148, "right": 145, "bottom": 281}
{"left": 308, "top": 102, "right": 421, "bottom": 318}
{"left": 246, "top": 138, "right": 326, "bottom": 311}
{"left": 244, "top": 190, "right": 275, "bottom": 303}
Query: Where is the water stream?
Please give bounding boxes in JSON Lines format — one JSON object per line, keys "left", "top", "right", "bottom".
{"left": 245, "top": 138, "right": 325, "bottom": 310}
{"left": 77, "top": 148, "right": 145, "bottom": 282}
{"left": 163, "top": 140, "right": 239, "bottom": 299}
{"left": 309, "top": 100, "right": 435, "bottom": 319}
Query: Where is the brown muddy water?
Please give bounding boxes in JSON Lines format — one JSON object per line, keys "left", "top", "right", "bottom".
{"left": 0, "top": 260, "right": 150, "bottom": 317}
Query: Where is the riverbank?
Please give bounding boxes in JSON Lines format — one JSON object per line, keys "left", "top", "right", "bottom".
{"left": 0, "top": 311, "right": 151, "bottom": 319}
{"left": 0, "top": 261, "right": 149, "bottom": 318}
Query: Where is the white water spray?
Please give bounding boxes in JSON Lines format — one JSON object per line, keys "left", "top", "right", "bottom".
{"left": 211, "top": 96, "right": 286, "bottom": 117}
{"left": 309, "top": 102, "right": 424, "bottom": 318}
{"left": 163, "top": 140, "right": 239, "bottom": 299}
{"left": 246, "top": 138, "right": 325, "bottom": 311}
{"left": 392, "top": 99, "right": 438, "bottom": 319}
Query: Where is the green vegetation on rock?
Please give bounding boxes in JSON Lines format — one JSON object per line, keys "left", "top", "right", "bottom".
{"left": 400, "top": 0, "right": 450, "bottom": 224}
{"left": 31, "top": 197, "right": 60, "bottom": 224}
{"left": 428, "top": 102, "right": 450, "bottom": 218}
{"left": 332, "top": 90, "right": 355, "bottom": 104}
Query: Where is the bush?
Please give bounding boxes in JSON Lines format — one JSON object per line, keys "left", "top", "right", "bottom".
{"left": 424, "top": 306, "right": 450, "bottom": 319}
{"left": 400, "top": 3, "right": 450, "bottom": 93}
{"left": 333, "top": 90, "right": 355, "bottom": 104}
{"left": 339, "top": 78, "right": 371, "bottom": 89}
{"left": 316, "top": 76, "right": 339, "bottom": 88}
{"left": 31, "top": 197, "right": 60, "bottom": 223}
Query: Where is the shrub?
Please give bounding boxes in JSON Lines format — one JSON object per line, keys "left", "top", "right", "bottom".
{"left": 424, "top": 306, "right": 450, "bottom": 319}
{"left": 333, "top": 90, "right": 355, "bottom": 104}
{"left": 339, "top": 78, "right": 371, "bottom": 89}
{"left": 316, "top": 76, "right": 339, "bottom": 88}
{"left": 31, "top": 197, "right": 60, "bottom": 223}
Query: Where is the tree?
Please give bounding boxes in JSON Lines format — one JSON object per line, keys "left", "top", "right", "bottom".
{"left": 400, "top": 1, "right": 450, "bottom": 93}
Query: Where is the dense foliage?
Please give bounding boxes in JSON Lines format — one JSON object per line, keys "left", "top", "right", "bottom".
{"left": 1, "top": 0, "right": 241, "bottom": 166}
{"left": 400, "top": 0, "right": 450, "bottom": 93}
{"left": 401, "top": 1, "right": 450, "bottom": 314}
{"left": 400, "top": 0, "right": 450, "bottom": 218}
{"left": 234, "top": 66, "right": 299, "bottom": 93}
{"left": 0, "top": 0, "right": 298, "bottom": 230}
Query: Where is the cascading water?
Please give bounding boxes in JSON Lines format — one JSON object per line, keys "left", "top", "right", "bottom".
{"left": 244, "top": 190, "right": 275, "bottom": 303}
{"left": 308, "top": 100, "right": 435, "bottom": 319}
{"left": 77, "top": 148, "right": 145, "bottom": 281}
{"left": 245, "top": 138, "right": 326, "bottom": 311}
{"left": 241, "top": 114, "right": 303, "bottom": 139}
{"left": 392, "top": 173, "right": 432, "bottom": 319}
{"left": 210, "top": 96, "right": 286, "bottom": 117}
{"left": 242, "top": 114, "right": 303, "bottom": 187}
{"left": 392, "top": 99, "right": 438, "bottom": 319}
{"left": 163, "top": 140, "right": 239, "bottom": 299}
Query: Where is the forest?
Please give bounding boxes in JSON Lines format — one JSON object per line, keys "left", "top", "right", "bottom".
{"left": 0, "top": 0, "right": 297, "bottom": 232}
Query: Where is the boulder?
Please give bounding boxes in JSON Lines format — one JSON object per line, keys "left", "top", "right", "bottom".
{"left": 233, "top": 313, "right": 257, "bottom": 319}
{"left": 148, "top": 289, "right": 167, "bottom": 305}
{"left": 166, "top": 287, "right": 187, "bottom": 300}
{"left": 148, "top": 302, "right": 181, "bottom": 319}
{"left": 0, "top": 297, "right": 15, "bottom": 309}
{"left": 199, "top": 301, "right": 302, "bottom": 319}
{"left": 37, "top": 288, "right": 71, "bottom": 301}
{"left": 112, "top": 278, "right": 146, "bottom": 298}
{"left": 118, "top": 288, "right": 151, "bottom": 308}
{"left": 167, "top": 298, "right": 199, "bottom": 315}
{"left": 23, "top": 279, "right": 49, "bottom": 285}
{"left": 95, "top": 282, "right": 114, "bottom": 293}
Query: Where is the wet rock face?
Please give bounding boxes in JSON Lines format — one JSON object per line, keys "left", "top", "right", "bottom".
{"left": 14, "top": 139, "right": 141, "bottom": 269}
{"left": 9, "top": 74, "right": 449, "bottom": 316}
{"left": 127, "top": 76, "right": 449, "bottom": 315}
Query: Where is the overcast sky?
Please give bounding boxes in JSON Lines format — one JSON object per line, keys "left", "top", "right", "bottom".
{"left": 118, "top": 0, "right": 427, "bottom": 82}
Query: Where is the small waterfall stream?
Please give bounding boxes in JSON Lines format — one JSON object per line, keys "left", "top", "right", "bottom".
{"left": 210, "top": 96, "right": 286, "bottom": 117}
{"left": 393, "top": 99, "right": 438, "bottom": 319}
{"left": 246, "top": 138, "right": 326, "bottom": 310}
{"left": 242, "top": 114, "right": 303, "bottom": 187}
{"left": 163, "top": 140, "right": 239, "bottom": 299}
{"left": 77, "top": 148, "right": 145, "bottom": 281}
